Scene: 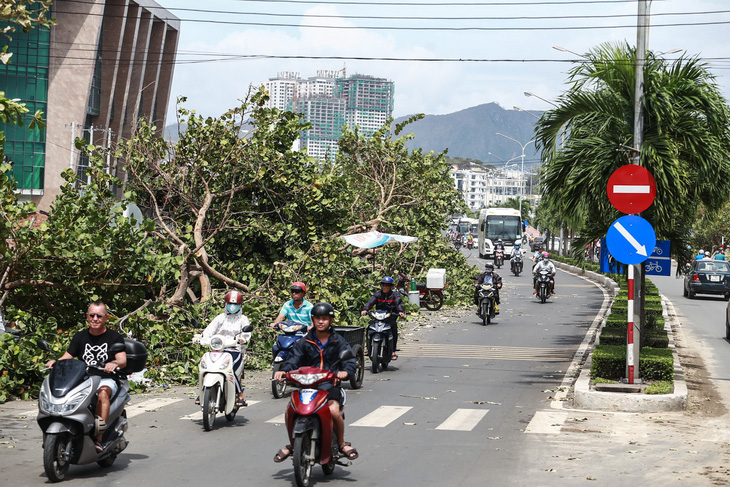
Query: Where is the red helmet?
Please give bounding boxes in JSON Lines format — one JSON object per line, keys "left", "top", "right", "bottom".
{"left": 225, "top": 290, "right": 244, "bottom": 304}
{"left": 290, "top": 282, "right": 307, "bottom": 293}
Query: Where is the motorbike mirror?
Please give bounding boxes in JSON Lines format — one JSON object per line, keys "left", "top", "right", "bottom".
{"left": 338, "top": 349, "right": 355, "bottom": 362}
{"left": 241, "top": 324, "right": 254, "bottom": 333}
{"left": 37, "top": 339, "right": 50, "bottom": 351}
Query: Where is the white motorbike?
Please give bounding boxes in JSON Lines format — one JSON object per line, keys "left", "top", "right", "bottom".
{"left": 193, "top": 324, "right": 253, "bottom": 431}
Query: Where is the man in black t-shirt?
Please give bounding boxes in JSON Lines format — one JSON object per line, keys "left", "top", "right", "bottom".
{"left": 46, "top": 301, "right": 127, "bottom": 452}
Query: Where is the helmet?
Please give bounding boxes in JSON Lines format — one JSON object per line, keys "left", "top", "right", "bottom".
{"left": 497, "top": 238, "right": 503, "bottom": 242}
{"left": 705, "top": 251, "right": 711, "bottom": 257}
{"left": 543, "top": 252, "right": 550, "bottom": 259}
{"left": 290, "top": 281, "right": 307, "bottom": 293}
{"left": 381, "top": 276, "right": 395, "bottom": 285}
{"left": 699, "top": 250, "right": 704, "bottom": 255}
{"left": 515, "top": 243, "right": 521, "bottom": 248}
{"left": 311, "top": 302, "right": 335, "bottom": 317}
{"left": 485, "top": 263, "right": 494, "bottom": 271}
{"left": 224, "top": 290, "right": 243, "bottom": 314}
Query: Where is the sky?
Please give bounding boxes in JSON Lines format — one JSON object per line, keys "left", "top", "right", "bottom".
{"left": 157, "top": 0, "right": 730, "bottom": 124}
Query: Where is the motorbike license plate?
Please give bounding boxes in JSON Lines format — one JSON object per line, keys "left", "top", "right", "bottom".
{"left": 710, "top": 275, "right": 721, "bottom": 282}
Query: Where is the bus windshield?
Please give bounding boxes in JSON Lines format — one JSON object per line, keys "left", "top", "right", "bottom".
{"left": 485, "top": 216, "right": 521, "bottom": 241}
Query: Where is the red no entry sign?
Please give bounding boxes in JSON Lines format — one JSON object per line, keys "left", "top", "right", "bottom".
{"left": 607, "top": 165, "right": 657, "bottom": 214}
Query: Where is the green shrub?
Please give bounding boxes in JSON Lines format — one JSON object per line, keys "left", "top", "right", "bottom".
{"left": 590, "top": 345, "right": 674, "bottom": 381}
{"left": 598, "top": 327, "right": 668, "bottom": 348}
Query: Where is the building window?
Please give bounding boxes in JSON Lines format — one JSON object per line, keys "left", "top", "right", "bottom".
{"left": 0, "top": 20, "right": 50, "bottom": 192}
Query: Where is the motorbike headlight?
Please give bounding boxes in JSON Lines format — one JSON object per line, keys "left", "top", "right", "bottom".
{"left": 291, "top": 373, "right": 327, "bottom": 385}
{"left": 210, "top": 337, "right": 224, "bottom": 351}
{"left": 40, "top": 380, "right": 92, "bottom": 414}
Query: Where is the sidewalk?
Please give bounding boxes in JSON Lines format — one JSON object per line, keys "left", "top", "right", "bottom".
{"left": 520, "top": 262, "right": 730, "bottom": 486}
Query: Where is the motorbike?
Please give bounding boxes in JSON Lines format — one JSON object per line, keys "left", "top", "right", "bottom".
{"left": 395, "top": 271, "right": 445, "bottom": 311}
{"left": 453, "top": 237, "right": 462, "bottom": 250}
{"left": 367, "top": 310, "right": 395, "bottom": 374}
{"left": 36, "top": 338, "right": 147, "bottom": 482}
{"left": 511, "top": 255, "right": 523, "bottom": 276}
{"left": 466, "top": 238, "right": 474, "bottom": 250}
{"left": 193, "top": 324, "right": 253, "bottom": 431}
{"left": 281, "top": 349, "right": 355, "bottom": 487}
{"left": 476, "top": 283, "right": 497, "bottom": 326}
{"left": 271, "top": 321, "right": 308, "bottom": 399}
{"left": 536, "top": 269, "right": 553, "bottom": 304}
{"left": 494, "top": 249, "right": 504, "bottom": 268}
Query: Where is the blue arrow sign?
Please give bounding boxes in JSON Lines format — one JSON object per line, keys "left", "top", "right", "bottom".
{"left": 606, "top": 215, "right": 656, "bottom": 265}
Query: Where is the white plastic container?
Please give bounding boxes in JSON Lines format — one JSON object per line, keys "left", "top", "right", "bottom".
{"left": 426, "top": 268, "right": 447, "bottom": 289}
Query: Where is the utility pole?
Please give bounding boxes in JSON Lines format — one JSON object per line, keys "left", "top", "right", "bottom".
{"left": 627, "top": 0, "right": 651, "bottom": 383}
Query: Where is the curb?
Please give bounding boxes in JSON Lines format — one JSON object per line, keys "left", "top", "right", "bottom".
{"left": 554, "top": 261, "right": 687, "bottom": 412}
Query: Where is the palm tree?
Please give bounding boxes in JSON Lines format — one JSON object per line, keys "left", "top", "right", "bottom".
{"left": 497, "top": 197, "right": 530, "bottom": 222}
{"left": 534, "top": 41, "right": 730, "bottom": 261}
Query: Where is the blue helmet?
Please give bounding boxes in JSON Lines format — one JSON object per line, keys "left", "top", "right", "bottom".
{"left": 381, "top": 276, "right": 395, "bottom": 285}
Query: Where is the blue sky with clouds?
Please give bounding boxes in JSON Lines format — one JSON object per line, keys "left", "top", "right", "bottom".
{"left": 158, "top": 0, "right": 730, "bottom": 122}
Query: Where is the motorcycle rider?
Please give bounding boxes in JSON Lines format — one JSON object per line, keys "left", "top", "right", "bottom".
{"left": 466, "top": 233, "right": 474, "bottom": 248}
{"left": 46, "top": 301, "right": 127, "bottom": 453}
{"left": 197, "top": 290, "right": 252, "bottom": 408}
{"left": 474, "top": 263, "right": 502, "bottom": 315}
{"left": 510, "top": 242, "right": 525, "bottom": 272}
{"left": 269, "top": 281, "right": 313, "bottom": 329}
{"left": 494, "top": 238, "right": 505, "bottom": 257}
{"left": 273, "top": 302, "right": 359, "bottom": 463}
{"left": 361, "top": 276, "right": 406, "bottom": 360}
{"left": 532, "top": 252, "right": 557, "bottom": 295}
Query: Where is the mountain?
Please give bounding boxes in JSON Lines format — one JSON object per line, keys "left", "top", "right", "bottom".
{"left": 394, "top": 103, "right": 542, "bottom": 167}
{"left": 164, "top": 103, "right": 542, "bottom": 166}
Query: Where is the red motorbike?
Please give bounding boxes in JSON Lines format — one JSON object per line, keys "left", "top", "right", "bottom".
{"left": 396, "top": 271, "right": 445, "bottom": 311}
{"left": 282, "top": 359, "right": 354, "bottom": 487}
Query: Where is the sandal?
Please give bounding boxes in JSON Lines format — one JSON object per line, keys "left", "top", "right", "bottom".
{"left": 94, "top": 439, "right": 104, "bottom": 453}
{"left": 274, "top": 445, "right": 292, "bottom": 463}
{"left": 235, "top": 397, "right": 248, "bottom": 408}
{"left": 339, "top": 442, "right": 359, "bottom": 460}
{"left": 194, "top": 396, "right": 200, "bottom": 405}
{"left": 391, "top": 353, "right": 398, "bottom": 361}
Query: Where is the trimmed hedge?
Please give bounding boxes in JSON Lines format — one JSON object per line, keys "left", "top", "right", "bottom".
{"left": 591, "top": 345, "right": 674, "bottom": 381}
{"left": 598, "top": 327, "right": 669, "bottom": 348}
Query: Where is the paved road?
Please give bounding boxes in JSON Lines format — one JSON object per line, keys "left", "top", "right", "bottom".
{"left": 0, "top": 254, "right": 609, "bottom": 486}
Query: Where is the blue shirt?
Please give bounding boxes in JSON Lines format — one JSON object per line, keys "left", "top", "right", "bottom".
{"left": 279, "top": 299, "right": 313, "bottom": 325}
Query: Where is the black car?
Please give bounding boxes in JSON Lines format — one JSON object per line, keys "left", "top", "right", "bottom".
{"left": 683, "top": 259, "right": 730, "bottom": 300}
{"left": 530, "top": 237, "right": 544, "bottom": 252}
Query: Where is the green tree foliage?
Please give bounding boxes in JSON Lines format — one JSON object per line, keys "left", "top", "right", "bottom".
{"left": 0, "top": 92, "right": 477, "bottom": 401}
{"left": 534, "top": 42, "right": 730, "bottom": 261}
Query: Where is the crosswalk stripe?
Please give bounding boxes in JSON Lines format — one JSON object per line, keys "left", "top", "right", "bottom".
{"left": 350, "top": 405, "right": 412, "bottom": 428}
{"left": 266, "top": 413, "right": 286, "bottom": 424}
{"left": 435, "top": 408, "right": 489, "bottom": 431}
{"left": 180, "top": 400, "right": 261, "bottom": 420}
{"left": 398, "top": 343, "right": 574, "bottom": 362}
{"left": 127, "top": 397, "right": 185, "bottom": 418}
{"left": 524, "top": 410, "right": 568, "bottom": 434}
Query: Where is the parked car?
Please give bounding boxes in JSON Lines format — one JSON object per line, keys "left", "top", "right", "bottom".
{"left": 530, "top": 237, "right": 544, "bottom": 251}
{"left": 683, "top": 259, "right": 730, "bottom": 300}
{"left": 726, "top": 299, "right": 730, "bottom": 339}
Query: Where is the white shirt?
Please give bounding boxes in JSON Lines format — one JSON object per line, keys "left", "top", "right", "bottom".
{"left": 202, "top": 312, "right": 252, "bottom": 355}
{"left": 533, "top": 260, "right": 556, "bottom": 275}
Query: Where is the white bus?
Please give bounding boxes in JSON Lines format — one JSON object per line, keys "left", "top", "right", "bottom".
{"left": 478, "top": 208, "right": 523, "bottom": 259}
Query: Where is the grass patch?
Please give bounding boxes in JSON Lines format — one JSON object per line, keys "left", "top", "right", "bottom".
{"left": 645, "top": 381, "right": 673, "bottom": 395}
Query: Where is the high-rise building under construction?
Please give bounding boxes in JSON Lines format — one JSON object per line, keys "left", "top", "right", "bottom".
{"left": 261, "top": 70, "right": 394, "bottom": 160}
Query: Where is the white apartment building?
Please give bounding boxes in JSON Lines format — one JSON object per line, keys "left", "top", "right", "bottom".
{"left": 260, "top": 70, "right": 394, "bottom": 160}
{"left": 451, "top": 167, "right": 488, "bottom": 210}
{"left": 485, "top": 169, "right": 525, "bottom": 206}
{"left": 451, "top": 166, "right": 527, "bottom": 209}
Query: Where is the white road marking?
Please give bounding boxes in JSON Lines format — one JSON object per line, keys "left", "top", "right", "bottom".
{"left": 435, "top": 408, "right": 488, "bottom": 431}
{"left": 180, "top": 400, "right": 260, "bottom": 420}
{"left": 350, "top": 405, "right": 412, "bottom": 428}
{"left": 524, "top": 410, "right": 568, "bottom": 434}
{"left": 126, "top": 397, "right": 185, "bottom": 418}
{"left": 266, "top": 413, "right": 286, "bottom": 424}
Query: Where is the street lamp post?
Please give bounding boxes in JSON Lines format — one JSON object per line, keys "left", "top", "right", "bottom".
{"left": 496, "top": 133, "right": 534, "bottom": 219}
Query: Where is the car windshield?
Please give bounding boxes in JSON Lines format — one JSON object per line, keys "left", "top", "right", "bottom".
{"left": 696, "top": 261, "right": 730, "bottom": 272}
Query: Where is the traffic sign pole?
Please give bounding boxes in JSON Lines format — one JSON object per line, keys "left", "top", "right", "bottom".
{"left": 627, "top": 265, "right": 635, "bottom": 383}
